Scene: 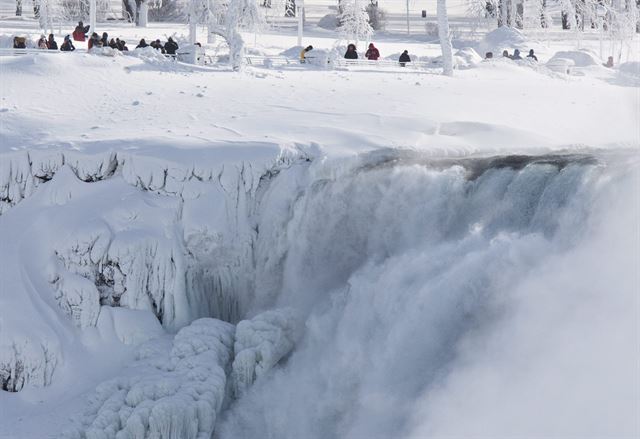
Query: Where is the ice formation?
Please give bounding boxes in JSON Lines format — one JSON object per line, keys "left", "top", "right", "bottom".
{"left": 64, "top": 318, "right": 234, "bottom": 439}
{"left": 231, "top": 308, "right": 302, "bottom": 398}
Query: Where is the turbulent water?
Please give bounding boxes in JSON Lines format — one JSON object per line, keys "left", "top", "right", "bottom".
{"left": 217, "top": 151, "right": 639, "bottom": 438}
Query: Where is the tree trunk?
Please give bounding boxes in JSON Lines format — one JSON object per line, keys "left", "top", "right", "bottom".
{"left": 137, "top": 1, "right": 148, "bottom": 27}
{"left": 437, "top": 0, "right": 453, "bottom": 76}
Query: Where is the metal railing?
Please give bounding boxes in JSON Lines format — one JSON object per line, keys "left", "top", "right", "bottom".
{"left": 0, "top": 48, "right": 440, "bottom": 72}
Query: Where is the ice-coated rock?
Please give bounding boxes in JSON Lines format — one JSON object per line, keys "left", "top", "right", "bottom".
{"left": 64, "top": 318, "right": 234, "bottom": 439}
{"left": 231, "top": 308, "right": 303, "bottom": 398}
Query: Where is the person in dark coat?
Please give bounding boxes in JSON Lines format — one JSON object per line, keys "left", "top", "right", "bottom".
{"left": 117, "top": 39, "right": 129, "bottom": 51}
{"left": 527, "top": 49, "right": 537, "bottom": 61}
{"left": 47, "top": 33, "right": 58, "bottom": 50}
{"left": 502, "top": 50, "right": 510, "bottom": 58}
{"left": 108, "top": 38, "right": 117, "bottom": 49}
{"left": 101, "top": 32, "right": 109, "bottom": 47}
{"left": 151, "top": 39, "right": 165, "bottom": 53}
{"left": 164, "top": 37, "right": 178, "bottom": 55}
{"left": 136, "top": 38, "right": 148, "bottom": 49}
{"left": 72, "top": 21, "right": 90, "bottom": 41}
{"left": 511, "top": 49, "right": 522, "bottom": 60}
{"left": 344, "top": 43, "right": 358, "bottom": 59}
{"left": 365, "top": 43, "right": 380, "bottom": 60}
{"left": 399, "top": 50, "right": 411, "bottom": 66}
{"left": 60, "top": 35, "right": 75, "bottom": 51}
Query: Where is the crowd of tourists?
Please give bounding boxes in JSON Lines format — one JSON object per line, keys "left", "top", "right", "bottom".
{"left": 12, "top": 21, "right": 180, "bottom": 56}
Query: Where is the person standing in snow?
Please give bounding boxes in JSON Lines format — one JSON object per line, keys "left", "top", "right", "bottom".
{"left": 108, "top": 38, "right": 117, "bottom": 49}
{"left": 60, "top": 35, "right": 75, "bottom": 51}
{"left": 299, "top": 45, "right": 313, "bottom": 63}
{"left": 527, "top": 49, "right": 537, "bottom": 61}
{"left": 118, "top": 39, "right": 129, "bottom": 51}
{"left": 511, "top": 49, "right": 522, "bottom": 60}
{"left": 88, "top": 32, "right": 101, "bottom": 50}
{"left": 136, "top": 39, "right": 149, "bottom": 49}
{"left": 344, "top": 44, "right": 358, "bottom": 59}
{"left": 603, "top": 56, "right": 614, "bottom": 68}
{"left": 72, "top": 21, "right": 89, "bottom": 42}
{"left": 47, "top": 34, "right": 57, "bottom": 50}
{"left": 399, "top": 50, "right": 411, "bottom": 66}
{"left": 37, "top": 35, "right": 48, "bottom": 49}
{"left": 164, "top": 37, "right": 178, "bottom": 55}
{"left": 101, "top": 32, "right": 109, "bottom": 47}
{"left": 365, "top": 43, "right": 380, "bottom": 60}
{"left": 151, "top": 39, "right": 166, "bottom": 53}
{"left": 502, "top": 50, "right": 510, "bottom": 58}
{"left": 13, "top": 36, "right": 26, "bottom": 48}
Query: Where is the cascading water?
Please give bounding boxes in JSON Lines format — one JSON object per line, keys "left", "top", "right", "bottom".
{"left": 216, "top": 151, "right": 639, "bottom": 438}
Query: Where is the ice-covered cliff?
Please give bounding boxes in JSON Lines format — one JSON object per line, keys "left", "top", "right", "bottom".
{"left": 1, "top": 146, "right": 638, "bottom": 438}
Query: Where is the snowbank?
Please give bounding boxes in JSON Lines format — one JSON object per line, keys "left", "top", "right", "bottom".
{"left": 548, "top": 49, "right": 602, "bottom": 67}
{"left": 619, "top": 61, "right": 640, "bottom": 77}
{"left": 318, "top": 13, "right": 338, "bottom": 30}
{"left": 478, "top": 26, "right": 529, "bottom": 55}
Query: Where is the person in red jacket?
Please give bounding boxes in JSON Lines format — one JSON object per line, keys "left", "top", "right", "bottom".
{"left": 72, "top": 21, "right": 90, "bottom": 41}
{"left": 365, "top": 43, "right": 380, "bottom": 60}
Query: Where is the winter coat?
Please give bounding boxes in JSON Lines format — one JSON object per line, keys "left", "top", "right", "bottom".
{"left": 527, "top": 53, "right": 537, "bottom": 61}
{"left": 164, "top": 40, "right": 178, "bottom": 55}
{"left": 136, "top": 42, "right": 149, "bottom": 49}
{"left": 13, "top": 37, "right": 26, "bottom": 49}
{"left": 88, "top": 36, "right": 101, "bottom": 50}
{"left": 344, "top": 50, "right": 358, "bottom": 59}
{"left": 37, "top": 39, "right": 48, "bottom": 49}
{"left": 399, "top": 52, "right": 411, "bottom": 64}
{"left": 60, "top": 40, "right": 75, "bottom": 51}
{"left": 48, "top": 40, "right": 58, "bottom": 50}
{"left": 72, "top": 25, "right": 89, "bottom": 41}
{"left": 365, "top": 47, "right": 380, "bottom": 60}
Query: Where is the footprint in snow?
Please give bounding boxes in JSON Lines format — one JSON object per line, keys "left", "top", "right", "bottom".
{"left": 196, "top": 93, "right": 204, "bottom": 97}
{"left": 132, "top": 100, "right": 140, "bottom": 106}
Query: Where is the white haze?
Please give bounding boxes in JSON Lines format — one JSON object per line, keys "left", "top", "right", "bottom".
{"left": 217, "top": 156, "right": 640, "bottom": 439}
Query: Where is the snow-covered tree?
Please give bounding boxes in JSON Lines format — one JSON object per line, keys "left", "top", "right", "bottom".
{"left": 34, "top": 0, "right": 54, "bottom": 34}
{"left": 189, "top": 0, "right": 264, "bottom": 70}
{"left": 437, "top": 0, "right": 453, "bottom": 76}
{"left": 126, "top": 0, "right": 150, "bottom": 26}
{"left": 338, "top": 0, "right": 373, "bottom": 44}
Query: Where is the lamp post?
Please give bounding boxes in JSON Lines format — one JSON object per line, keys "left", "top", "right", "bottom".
{"left": 596, "top": 5, "right": 607, "bottom": 58}
{"left": 297, "top": 0, "right": 304, "bottom": 46}
{"left": 89, "top": 0, "right": 96, "bottom": 33}
{"left": 406, "top": 0, "right": 410, "bottom": 35}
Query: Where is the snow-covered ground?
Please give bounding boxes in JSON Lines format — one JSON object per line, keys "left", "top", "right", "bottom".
{"left": 1, "top": 8, "right": 639, "bottom": 439}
